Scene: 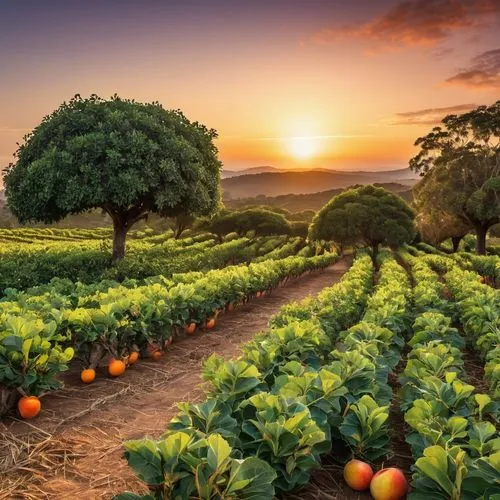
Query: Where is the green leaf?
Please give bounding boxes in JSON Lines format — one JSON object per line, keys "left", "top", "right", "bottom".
{"left": 123, "top": 438, "right": 163, "bottom": 486}
{"left": 414, "top": 445, "right": 454, "bottom": 495}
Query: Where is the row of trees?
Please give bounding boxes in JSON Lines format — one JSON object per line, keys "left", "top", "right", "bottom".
{"left": 410, "top": 101, "right": 499, "bottom": 255}
{"left": 2, "top": 94, "right": 497, "bottom": 260}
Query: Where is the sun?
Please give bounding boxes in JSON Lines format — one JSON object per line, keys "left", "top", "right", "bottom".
{"left": 287, "top": 136, "right": 318, "bottom": 159}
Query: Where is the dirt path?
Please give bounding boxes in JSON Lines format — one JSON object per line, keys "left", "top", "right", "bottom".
{"left": 0, "top": 257, "right": 351, "bottom": 500}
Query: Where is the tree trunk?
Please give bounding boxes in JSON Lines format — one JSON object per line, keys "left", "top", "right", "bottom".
{"left": 451, "top": 236, "right": 462, "bottom": 253}
{"left": 112, "top": 220, "right": 128, "bottom": 262}
{"left": 175, "top": 225, "right": 185, "bottom": 239}
{"left": 475, "top": 226, "right": 488, "bottom": 255}
{"left": 371, "top": 243, "right": 379, "bottom": 266}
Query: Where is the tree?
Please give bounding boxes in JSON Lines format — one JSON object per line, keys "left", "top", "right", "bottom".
{"left": 410, "top": 101, "right": 500, "bottom": 255}
{"left": 416, "top": 210, "right": 470, "bottom": 252}
{"left": 308, "top": 185, "right": 415, "bottom": 262}
{"left": 202, "top": 208, "right": 291, "bottom": 240}
{"left": 288, "top": 209, "right": 316, "bottom": 223}
{"left": 289, "top": 221, "right": 309, "bottom": 238}
{"left": 231, "top": 209, "right": 291, "bottom": 237}
{"left": 168, "top": 214, "right": 195, "bottom": 239}
{"left": 3, "top": 94, "right": 221, "bottom": 261}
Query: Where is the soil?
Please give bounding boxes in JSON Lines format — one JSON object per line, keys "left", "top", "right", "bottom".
{"left": 0, "top": 257, "right": 351, "bottom": 500}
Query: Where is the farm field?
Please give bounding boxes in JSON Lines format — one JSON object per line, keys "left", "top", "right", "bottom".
{"left": 1, "top": 246, "right": 349, "bottom": 498}
{"left": 0, "top": 9, "right": 499, "bottom": 497}
{"left": 0, "top": 233, "right": 498, "bottom": 499}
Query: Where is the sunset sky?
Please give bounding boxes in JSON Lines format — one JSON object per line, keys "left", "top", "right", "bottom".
{"left": 1, "top": 0, "right": 499, "bottom": 172}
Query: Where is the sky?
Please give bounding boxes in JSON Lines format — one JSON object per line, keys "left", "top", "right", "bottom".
{"left": 0, "top": 0, "right": 499, "bottom": 173}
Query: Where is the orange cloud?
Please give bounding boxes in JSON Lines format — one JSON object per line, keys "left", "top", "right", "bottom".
{"left": 389, "top": 103, "right": 478, "bottom": 125}
{"left": 446, "top": 48, "right": 500, "bottom": 89}
{"left": 313, "top": 0, "right": 500, "bottom": 49}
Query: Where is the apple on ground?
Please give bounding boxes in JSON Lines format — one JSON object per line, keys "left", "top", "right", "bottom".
{"left": 370, "top": 467, "right": 408, "bottom": 500}
{"left": 343, "top": 459, "right": 374, "bottom": 491}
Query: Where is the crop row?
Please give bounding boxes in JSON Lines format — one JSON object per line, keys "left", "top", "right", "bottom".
{"left": 400, "top": 253, "right": 499, "bottom": 499}
{"left": 0, "top": 234, "right": 303, "bottom": 293}
{"left": 115, "top": 252, "right": 418, "bottom": 498}
{"left": 0, "top": 252, "right": 336, "bottom": 417}
{"left": 414, "top": 252, "right": 500, "bottom": 400}
{"left": 444, "top": 266, "right": 500, "bottom": 400}
{"left": 0, "top": 237, "right": 311, "bottom": 308}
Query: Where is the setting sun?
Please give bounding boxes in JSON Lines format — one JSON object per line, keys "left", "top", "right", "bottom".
{"left": 287, "top": 136, "right": 319, "bottom": 159}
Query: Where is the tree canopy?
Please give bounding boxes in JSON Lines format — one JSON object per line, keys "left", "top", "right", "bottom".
{"left": 3, "top": 94, "right": 221, "bottom": 260}
{"left": 410, "top": 101, "right": 500, "bottom": 255}
{"left": 416, "top": 209, "right": 470, "bottom": 252}
{"left": 309, "top": 185, "right": 415, "bottom": 261}
{"left": 204, "top": 208, "right": 291, "bottom": 240}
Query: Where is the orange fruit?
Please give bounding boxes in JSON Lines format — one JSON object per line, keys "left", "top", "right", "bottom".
{"left": 185, "top": 323, "right": 197, "bottom": 335}
{"left": 205, "top": 318, "right": 216, "bottom": 330}
{"left": 128, "top": 351, "right": 139, "bottom": 365}
{"left": 18, "top": 396, "right": 41, "bottom": 419}
{"left": 81, "top": 368, "right": 96, "bottom": 384}
{"left": 108, "top": 358, "right": 126, "bottom": 377}
{"left": 151, "top": 350, "right": 162, "bottom": 361}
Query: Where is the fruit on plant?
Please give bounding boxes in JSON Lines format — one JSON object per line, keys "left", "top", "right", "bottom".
{"left": 151, "top": 350, "right": 162, "bottom": 361}
{"left": 480, "top": 276, "right": 486, "bottom": 283}
{"left": 256, "top": 291, "right": 261, "bottom": 298}
{"left": 370, "top": 467, "right": 408, "bottom": 500}
{"left": 205, "top": 318, "right": 216, "bottom": 330}
{"left": 128, "top": 351, "right": 139, "bottom": 365}
{"left": 185, "top": 323, "right": 197, "bottom": 335}
{"left": 343, "top": 459, "right": 374, "bottom": 491}
{"left": 18, "top": 396, "right": 41, "bottom": 419}
{"left": 81, "top": 368, "right": 96, "bottom": 384}
{"left": 108, "top": 358, "right": 126, "bottom": 377}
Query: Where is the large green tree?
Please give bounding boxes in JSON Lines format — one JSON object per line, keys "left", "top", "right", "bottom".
{"left": 410, "top": 101, "right": 500, "bottom": 255}
{"left": 3, "top": 94, "right": 221, "bottom": 261}
{"left": 309, "top": 185, "right": 415, "bottom": 262}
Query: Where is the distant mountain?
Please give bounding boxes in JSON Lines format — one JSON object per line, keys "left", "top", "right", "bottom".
{"left": 226, "top": 183, "right": 413, "bottom": 213}
{"left": 222, "top": 169, "right": 418, "bottom": 199}
{"left": 222, "top": 166, "right": 281, "bottom": 178}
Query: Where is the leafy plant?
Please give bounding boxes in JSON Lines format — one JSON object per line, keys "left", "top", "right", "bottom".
{"left": 339, "top": 395, "right": 390, "bottom": 462}
{"left": 118, "top": 432, "right": 277, "bottom": 499}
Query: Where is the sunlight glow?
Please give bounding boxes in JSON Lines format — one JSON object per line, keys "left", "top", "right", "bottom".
{"left": 287, "top": 136, "right": 319, "bottom": 159}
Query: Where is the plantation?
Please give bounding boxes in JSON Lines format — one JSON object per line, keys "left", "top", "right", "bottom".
{"left": 0, "top": 227, "right": 498, "bottom": 499}
{"left": 0, "top": 95, "right": 498, "bottom": 500}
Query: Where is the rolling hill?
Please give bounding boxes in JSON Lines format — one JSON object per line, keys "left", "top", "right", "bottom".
{"left": 222, "top": 168, "right": 418, "bottom": 198}
{"left": 226, "top": 183, "right": 413, "bottom": 213}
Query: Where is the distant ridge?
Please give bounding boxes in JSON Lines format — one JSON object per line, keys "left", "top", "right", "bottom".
{"left": 222, "top": 165, "right": 417, "bottom": 179}
{"left": 222, "top": 169, "right": 418, "bottom": 199}
{"left": 226, "top": 182, "right": 413, "bottom": 212}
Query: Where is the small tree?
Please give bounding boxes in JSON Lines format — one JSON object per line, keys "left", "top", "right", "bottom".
{"left": 3, "top": 94, "right": 221, "bottom": 261}
{"left": 168, "top": 214, "right": 196, "bottom": 239}
{"left": 290, "top": 221, "right": 309, "bottom": 238}
{"left": 234, "top": 209, "right": 291, "bottom": 237}
{"left": 416, "top": 209, "right": 470, "bottom": 252}
{"left": 309, "top": 185, "right": 415, "bottom": 262}
{"left": 410, "top": 101, "right": 500, "bottom": 255}
{"left": 202, "top": 208, "right": 291, "bottom": 240}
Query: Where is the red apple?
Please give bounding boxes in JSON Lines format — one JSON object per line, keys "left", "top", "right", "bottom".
{"left": 370, "top": 467, "right": 408, "bottom": 500}
{"left": 343, "top": 459, "right": 374, "bottom": 491}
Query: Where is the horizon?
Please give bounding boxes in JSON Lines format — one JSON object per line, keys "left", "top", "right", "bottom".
{"left": 1, "top": 1, "right": 499, "bottom": 174}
